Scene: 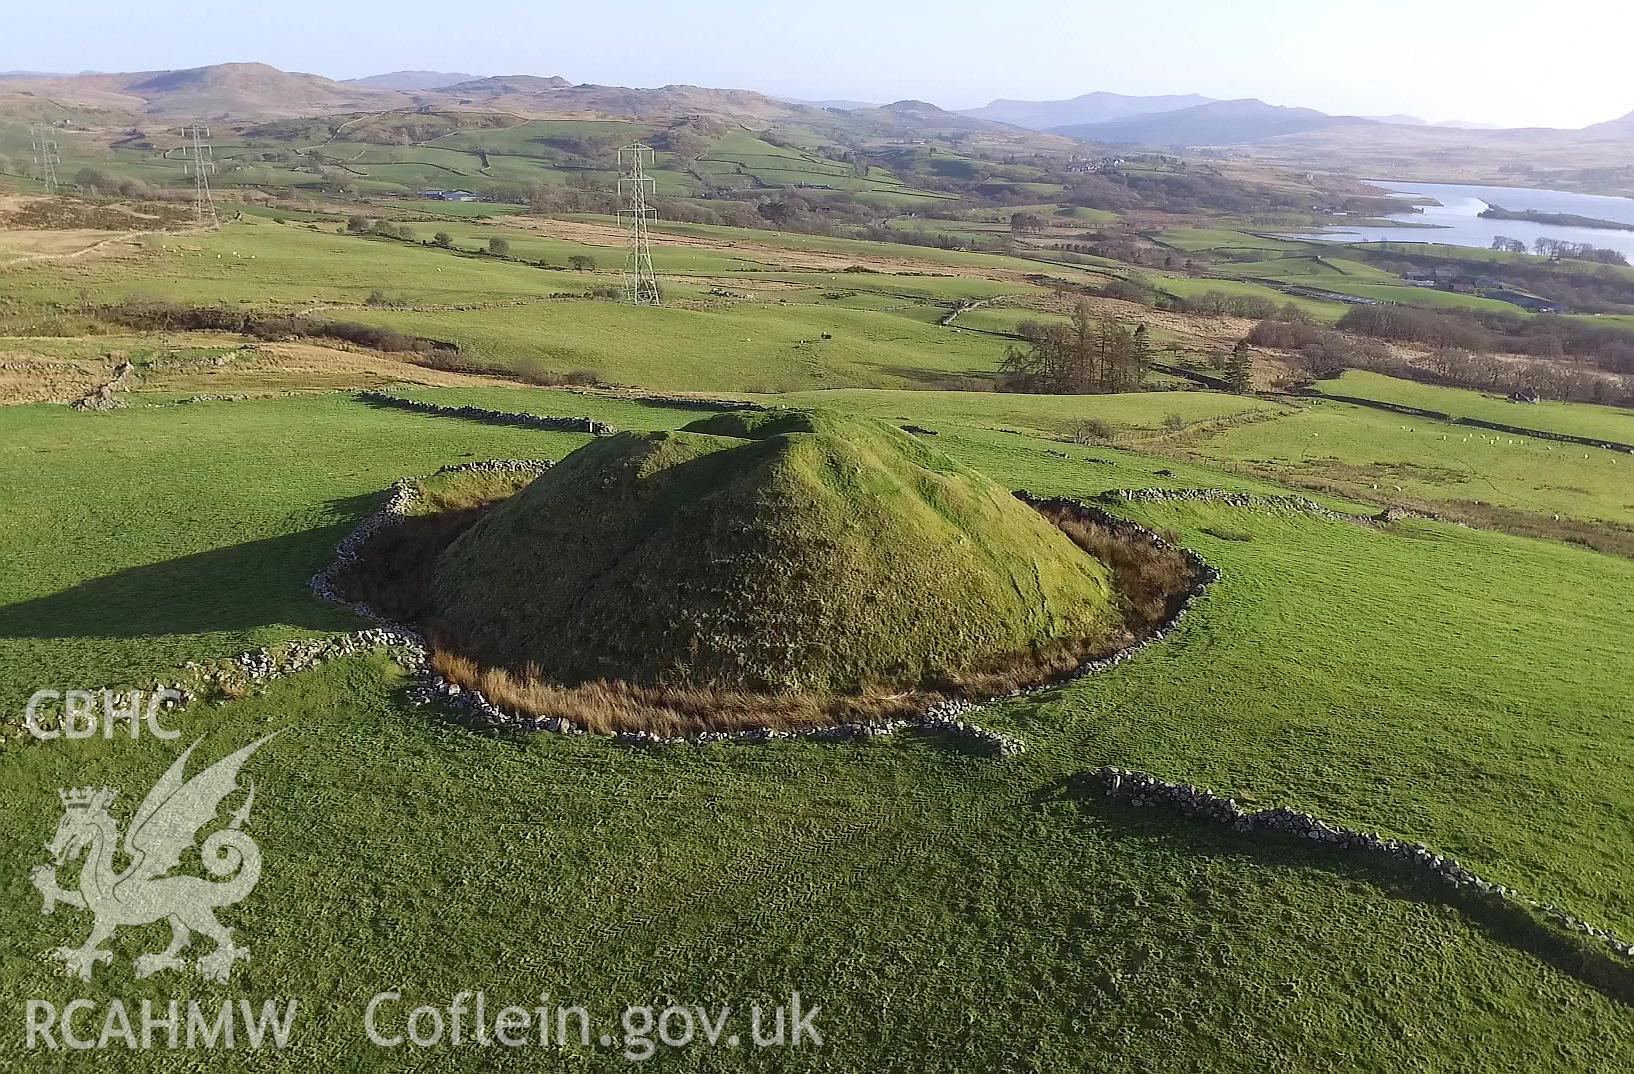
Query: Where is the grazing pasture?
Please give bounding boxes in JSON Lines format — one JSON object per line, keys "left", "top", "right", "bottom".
{"left": 5, "top": 175, "right": 1634, "bottom": 1070}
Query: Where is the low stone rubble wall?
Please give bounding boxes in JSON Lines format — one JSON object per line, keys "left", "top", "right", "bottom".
{"left": 1093, "top": 486, "right": 1454, "bottom": 527}
{"left": 356, "top": 391, "right": 614, "bottom": 434}
{"left": 1091, "top": 765, "right": 1634, "bottom": 963}
{"left": 70, "top": 361, "right": 135, "bottom": 412}
{"left": 1097, "top": 487, "right": 1374, "bottom": 523}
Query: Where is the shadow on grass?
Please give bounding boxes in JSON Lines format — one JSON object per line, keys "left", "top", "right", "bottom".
{"left": 872, "top": 365, "right": 1000, "bottom": 390}
{"left": 0, "top": 497, "right": 375, "bottom": 640}
{"left": 1047, "top": 773, "right": 1634, "bottom": 1011}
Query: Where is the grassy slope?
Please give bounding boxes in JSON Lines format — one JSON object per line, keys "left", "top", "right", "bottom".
{"left": 1318, "top": 369, "right": 1634, "bottom": 446}
{"left": 0, "top": 396, "right": 583, "bottom": 713}
{"left": 3, "top": 393, "right": 1634, "bottom": 1070}
{"left": 1180, "top": 396, "right": 1634, "bottom": 526}
{"left": 2, "top": 219, "right": 1033, "bottom": 392}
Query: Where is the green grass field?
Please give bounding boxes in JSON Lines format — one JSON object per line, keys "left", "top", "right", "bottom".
{"left": 1318, "top": 369, "right": 1634, "bottom": 446}
{"left": 6, "top": 167, "right": 1634, "bottom": 1070}
{"left": 3, "top": 387, "right": 1634, "bottom": 1070}
{"left": 1178, "top": 396, "right": 1634, "bottom": 526}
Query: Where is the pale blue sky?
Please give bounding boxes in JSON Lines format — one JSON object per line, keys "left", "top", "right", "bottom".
{"left": 6, "top": 0, "right": 1631, "bottom": 128}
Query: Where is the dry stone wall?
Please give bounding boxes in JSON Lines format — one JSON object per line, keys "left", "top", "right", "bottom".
{"left": 356, "top": 391, "right": 615, "bottom": 434}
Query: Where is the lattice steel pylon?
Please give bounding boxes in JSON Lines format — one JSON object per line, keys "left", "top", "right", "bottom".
{"left": 181, "top": 124, "right": 219, "bottom": 230}
{"left": 29, "top": 124, "right": 61, "bottom": 194}
{"left": 616, "top": 143, "right": 661, "bottom": 305}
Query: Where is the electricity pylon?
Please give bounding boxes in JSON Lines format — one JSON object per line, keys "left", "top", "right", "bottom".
{"left": 181, "top": 124, "right": 219, "bottom": 230}
{"left": 29, "top": 124, "right": 61, "bottom": 194}
{"left": 616, "top": 143, "right": 660, "bottom": 305}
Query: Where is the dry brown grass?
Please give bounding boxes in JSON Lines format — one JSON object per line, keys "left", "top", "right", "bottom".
{"left": 1, "top": 196, "right": 192, "bottom": 231}
{"left": 427, "top": 630, "right": 1134, "bottom": 736}
{"left": 138, "top": 340, "right": 522, "bottom": 395}
{"left": 1037, "top": 504, "right": 1197, "bottom": 634}
{"left": 0, "top": 353, "right": 112, "bottom": 404}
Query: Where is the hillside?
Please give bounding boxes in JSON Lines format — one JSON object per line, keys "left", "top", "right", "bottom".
{"left": 1584, "top": 108, "right": 1634, "bottom": 135}
{"left": 1054, "top": 98, "right": 1368, "bottom": 146}
{"left": 437, "top": 77, "right": 802, "bottom": 120}
{"left": 441, "top": 74, "right": 573, "bottom": 95}
{"left": 431, "top": 410, "right": 1118, "bottom": 693}
{"left": 0, "top": 62, "right": 409, "bottom": 117}
{"left": 961, "top": 91, "right": 1217, "bottom": 131}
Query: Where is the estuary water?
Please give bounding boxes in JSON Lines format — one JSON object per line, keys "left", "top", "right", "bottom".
{"left": 1290, "top": 179, "right": 1634, "bottom": 261}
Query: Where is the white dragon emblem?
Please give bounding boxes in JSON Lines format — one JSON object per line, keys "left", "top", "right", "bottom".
{"left": 31, "top": 733, "right": 279, "bottom": 983}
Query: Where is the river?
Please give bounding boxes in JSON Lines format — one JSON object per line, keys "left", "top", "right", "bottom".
{"left": 1289, "top": 180, "right": 1634, "bottom": 261}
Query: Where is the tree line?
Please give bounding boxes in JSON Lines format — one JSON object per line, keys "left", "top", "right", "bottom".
{"left": 996, "top": 302, "right": 1154, "bottom": 395}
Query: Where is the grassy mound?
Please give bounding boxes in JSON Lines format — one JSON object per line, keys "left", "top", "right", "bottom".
{"left": 430, "top": 410, "right": 1119, "bottom": 694}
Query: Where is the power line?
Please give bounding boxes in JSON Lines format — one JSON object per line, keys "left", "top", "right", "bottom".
{"left": 616, "top": 143, "right": 661, "bottom": 305}
{"left": 29, "top": 124, "right": 61, "bottom": 194}
{"left": 181, "top": 124, "right": 219, "bottom": 230}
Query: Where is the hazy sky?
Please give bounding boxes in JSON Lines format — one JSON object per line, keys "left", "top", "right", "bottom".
{"left": 6, "top": 0, "right": 1631, "bottom": 128}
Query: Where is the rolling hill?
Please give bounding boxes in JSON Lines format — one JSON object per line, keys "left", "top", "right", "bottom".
{"left": 0, "top": 62, "right": 409, "bottom": 117}
{"left": 847, "top": 99, "right": 1009, "bottom": 132}
{"left": 960, "top": 91, "right": 1217, "bottom": 131}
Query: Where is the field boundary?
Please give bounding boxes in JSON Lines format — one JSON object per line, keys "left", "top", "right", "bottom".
{"left": 355, "top": 391, "right": 616, "bottom": 433}
{"left": 1307, "top": 389, "right": 1634, "bottom": 453}
{"left": 1090, "top": 766, "right": 1634, "bottom": 996}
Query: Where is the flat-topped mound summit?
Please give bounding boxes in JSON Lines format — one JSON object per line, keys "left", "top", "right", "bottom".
{"left": 429, "top": 410, "right": 1119, "bottom": 695}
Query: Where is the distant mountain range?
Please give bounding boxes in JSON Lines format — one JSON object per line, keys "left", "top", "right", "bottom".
{"left": 1053, "top": 98, "right": 1373, "bottom": 145}
{"left": 959, "top": 91, "right": 1217, "bottom": 130}
{"left": 0, "top": 63, "right": 830, "bottom": 124}
{"left": 951, "top": 93, "right": 1593, "bottom": 146}
{"left": 775, "top": 96, "right": 881, "bottom": 111}
{"left": 345, "top": 70, "right": 479, "bottom": 91}
{"left": 0, "top": 62, "right": 1052, "bottom": 138}
{"left": 3, "top": 61, "right": 1631, "bottom": 159}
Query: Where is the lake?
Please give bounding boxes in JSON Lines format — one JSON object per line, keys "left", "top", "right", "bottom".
{"left": 1290, "top": 180, "right": 1634, "bottom": 261}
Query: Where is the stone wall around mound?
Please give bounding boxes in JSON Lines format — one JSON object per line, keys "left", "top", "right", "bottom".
{"left": 319, "top": 463, "right": 1229, "bottom": 756}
